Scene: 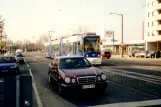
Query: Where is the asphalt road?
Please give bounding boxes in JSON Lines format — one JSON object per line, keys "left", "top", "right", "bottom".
{"left": 22, "top": 52, "right": 161, "bottom": 107}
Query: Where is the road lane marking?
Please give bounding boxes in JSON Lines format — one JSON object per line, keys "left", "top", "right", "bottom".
{"left": 29, "top": 69, "right": 43, "bottom": 107}
{"left": 88, "top": 99, "right": 161, "bottom": 107}
{"left": 27, "top": 64, "right": 29, "bottom": 67}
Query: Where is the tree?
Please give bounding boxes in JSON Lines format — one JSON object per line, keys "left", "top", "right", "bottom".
{"left": 12, "top": 40, "right": 23, "bottom": 49}
{"left": 74, "top": 25, "right": 89, "bottom": 34}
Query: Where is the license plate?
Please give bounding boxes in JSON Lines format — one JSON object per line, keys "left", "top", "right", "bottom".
{"left": 106, "top": 54, "right": 109, "bottom": 55}
{"left": 1, "top": 70, "right": 8, "bottom": 72}
{"left": 82, "top": 84, "right": 95, "bottom": 89}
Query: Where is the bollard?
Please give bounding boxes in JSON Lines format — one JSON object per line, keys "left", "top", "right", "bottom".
{"left": 16, "top": 76, "right": 20, "bottom": 107}
{"left": 20, "top": 75, "right": 32, "bottom": 107}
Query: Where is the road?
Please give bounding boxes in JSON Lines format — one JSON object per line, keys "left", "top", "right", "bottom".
{"left": 22, "top": 52, "right": 161, "bottom": 107}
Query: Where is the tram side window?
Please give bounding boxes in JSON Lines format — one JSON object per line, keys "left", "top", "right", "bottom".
{"left": 78, "top": 41, "right": 83, "bottom": 52}
{"left": 69, "top": 43, "right": 73, "bottom": 52}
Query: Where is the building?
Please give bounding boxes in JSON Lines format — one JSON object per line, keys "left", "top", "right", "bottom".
{"left": 145, "top": 0, "right": 161, "bottom": 51}
{"left": 101, "top": 40, "right": 145, "bottom": 55}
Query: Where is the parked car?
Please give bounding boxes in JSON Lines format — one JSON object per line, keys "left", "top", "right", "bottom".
{"left": 0, "top": 56, "right": 20, "bottom": 75}
{"left": 48, "top": 56, "right": 108, "bottom": 95}
{"left": 129, "top": 51, "right": 137, "bottom": 57}
{"left": 146, "top": 51, "right": 156, "bottom": 58}
{"left": 135, "top": 51, "right": 146, "bottom": 58}
{"left": 16, "top": 53, "right": 25, "bottom": 63}
{"left": 101, "top": 51, "right": 111, "bottom": 59}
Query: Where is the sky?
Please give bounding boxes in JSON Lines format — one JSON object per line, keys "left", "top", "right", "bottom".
{"left": 0, "top": 0, "right": 146, "bottom": 42}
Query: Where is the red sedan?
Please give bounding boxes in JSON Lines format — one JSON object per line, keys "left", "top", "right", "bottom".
{"left": 101, "top": 51, "right": 111, "bottom": 59}
{"left": 48, "top": 56, "right": 108, "bottom": 95}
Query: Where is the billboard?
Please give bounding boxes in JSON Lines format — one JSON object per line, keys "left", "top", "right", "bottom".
{"left": 105, "top": 31, "right": 113, "bottom": 38}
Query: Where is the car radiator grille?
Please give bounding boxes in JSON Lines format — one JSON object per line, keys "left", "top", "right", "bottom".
{"left": 77, "top": 76, "right": 96, "bottom": 84}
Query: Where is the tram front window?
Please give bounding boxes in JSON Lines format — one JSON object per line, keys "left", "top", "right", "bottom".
{"left": 84, "top": 37, "right": 100, "bottom": 52}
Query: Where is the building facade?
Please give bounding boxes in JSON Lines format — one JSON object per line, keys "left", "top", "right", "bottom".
{"left": 145, "top": 0, "right": 161, "bottom": 51}
{"left": 101, "top": 40, "right": 145, "bottom": 55}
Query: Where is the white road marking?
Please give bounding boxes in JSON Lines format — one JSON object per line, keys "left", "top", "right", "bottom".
{"left": 88, "top": 99, "right": 161, "bottom": 107}
{"left": 27, "top": 64, "right": 29, "bottom": 67}
{"left": 29, "top": 69, "right": 43, "bottom": 107}
{"left": 33, "top": 59, "right": 39, "bottom": 61}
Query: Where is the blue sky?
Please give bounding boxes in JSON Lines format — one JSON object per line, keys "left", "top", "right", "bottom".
{"left": 0, "top": 0, "right": 146, "bottom": 42}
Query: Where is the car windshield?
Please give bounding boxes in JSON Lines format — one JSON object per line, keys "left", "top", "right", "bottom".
{"left": 16, "top": 53, "right": 23, "bottom": 57}
{"left": 0, "top": 57, "right": 16, "bottom": 63}
{"left": 59, "top": 57, "right": 92, "bottom": 69}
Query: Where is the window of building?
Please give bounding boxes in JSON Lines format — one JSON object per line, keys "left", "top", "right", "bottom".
{"left": 158, "top": 0, "right": 161, "bottom": 3}
{"left": 148, "top": 12, "right": 152, "bottom": 17}
{"left": 153, "top": 11, "right": 158, "bottom": 16}
{"left": 158, "top": 31, "right": 161, "bottom": 35}
{"left": 148, "top": 22, "right": 152, "bottom": 27}
{"left": 152, "top": 1, "right": 158, "bottom": 6}
{"left": 153, "top": 21, "right": 158, "bottom": 26}
{"left": 148, "top": 32, "right": 150, "bottom": 36}
{"left": 153, "top": 31, "right": 158, "bottom": 36}
{"left": 148, "top": 3, "right": 151, "bottom": 8}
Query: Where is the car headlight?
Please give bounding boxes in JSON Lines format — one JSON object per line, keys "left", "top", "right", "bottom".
{"left": 11, "top": 65, "right": 17, "bottom": 68}
{"left": 101, "top": 74, "right": 107, "bottom": 80}
{"left": 97, "top": 77, "right": 101, "bottom": 81}
{"left": 64, "top": 77, "right": 70, "bottom": 83}
{"left": 71, "top": 79, "right": 76, "bottom": 83}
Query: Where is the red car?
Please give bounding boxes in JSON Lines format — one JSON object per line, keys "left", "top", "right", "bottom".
{"left": 101, "top": 51, "right": 111, "bottom": 59}
{"left": 48, "top": 56, "right": 108, "bottom": 95}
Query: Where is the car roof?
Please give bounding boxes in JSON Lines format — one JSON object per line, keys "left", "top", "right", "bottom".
{"left": 54, "top": 55, "right": 84, "bottom": 59}
{"left": 0, "top": 56, "right": 16, "bottom": 58}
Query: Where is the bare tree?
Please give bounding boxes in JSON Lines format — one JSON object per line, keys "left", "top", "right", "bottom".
{"left": 74, "top": 25, "right": 89, "bottom": 34}
{"left": 40, "top": 34, "right": 49, "bottom": 43}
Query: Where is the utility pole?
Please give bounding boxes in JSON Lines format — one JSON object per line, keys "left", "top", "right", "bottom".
{"left": 48, "top": 31, "right": 55, "bottom": 57}
{"left": 109, "top": 13, "right": 124, "bottom": 57}
{"left": 121, "top": 14, "right": 124, "bottom": 57}
{"left": 142, "top": 21, "right": 144, "bottom": 40}
{"left": 112, "top": 31, "right": 115, "bottom": 54}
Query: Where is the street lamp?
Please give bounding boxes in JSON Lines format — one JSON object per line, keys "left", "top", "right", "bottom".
{"left": 109, "top": 12, "right": 124, "bottom": 57}
{"left": 48, "top": 31, "right": 55, "bottom": 57}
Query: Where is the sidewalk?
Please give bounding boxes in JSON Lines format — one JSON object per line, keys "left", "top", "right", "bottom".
{"left": 111, "top": 55, "right": 161, "bottom": 60}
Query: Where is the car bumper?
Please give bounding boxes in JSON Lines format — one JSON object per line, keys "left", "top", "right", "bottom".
{"left": 86, "top": 58, "right": 102, "bottom": 65}
{"left": 0, "top": 68, "right": 18, "bottom": 74}
{"left": 61, "top": 81, "right": 108, "bottom": 92}
{"left": 18, "top": 59, "right": 24, "bottom": 63}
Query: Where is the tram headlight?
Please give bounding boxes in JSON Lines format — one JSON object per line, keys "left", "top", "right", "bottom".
{"left": 86, "top": 55, "right": 88, "bottom": 57}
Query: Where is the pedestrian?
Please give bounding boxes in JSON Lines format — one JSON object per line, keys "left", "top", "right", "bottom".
{"left": 157, "top": 50, "right": 160, "bottom": 58}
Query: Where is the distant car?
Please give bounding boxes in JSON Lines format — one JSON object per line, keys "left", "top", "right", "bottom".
{"left": 129, "top": 51, "right": 137, "bottom": 57}
{"left": 48, "top": 56, "right": 108, "bottom": 95}
{"left": 146, "top": 51, "right": 156, "bottom": 58}
{"left": 0, "top": 56, "right": 20, "bottom": 75}
{"left": 16, "top": 54, "right": 25, "bottom": 63}
{"left": 101, "top": 51, "right": 111, "bottom": 59}
{"left": 135, "top": 51, "right": 146, "bottom": 58}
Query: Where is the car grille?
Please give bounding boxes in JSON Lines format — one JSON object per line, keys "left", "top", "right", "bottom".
{"left": 77, "top": 76, "right": 96, "bottom": 84}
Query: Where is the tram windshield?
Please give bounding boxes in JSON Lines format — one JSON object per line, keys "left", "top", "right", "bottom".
{"left": 84, "top": 36, "right": 101, "bottom": 52}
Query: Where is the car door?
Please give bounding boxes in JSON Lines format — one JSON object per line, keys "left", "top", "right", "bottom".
{"left": 50, "top": 58, "right": 59, "bottom": 82}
